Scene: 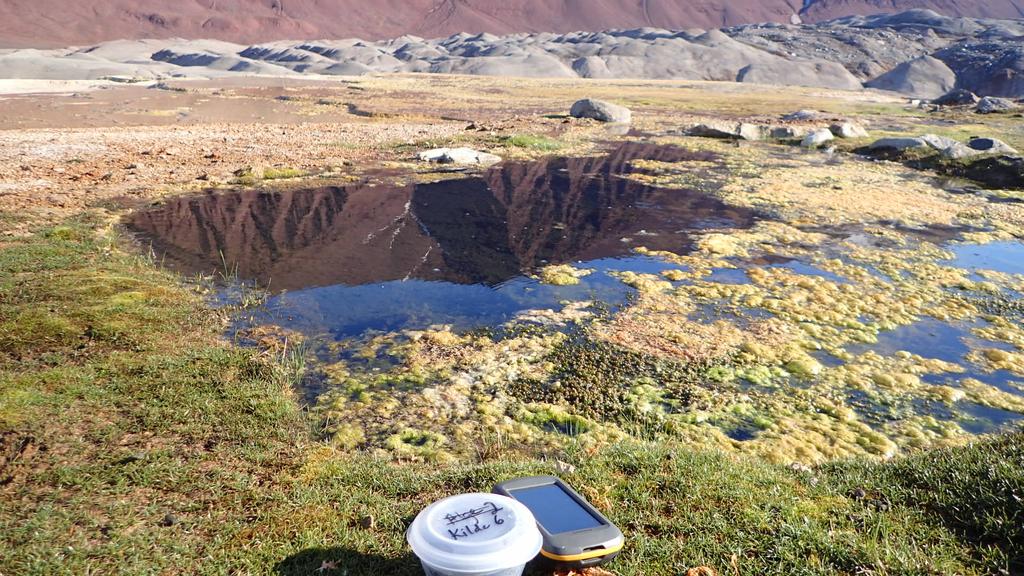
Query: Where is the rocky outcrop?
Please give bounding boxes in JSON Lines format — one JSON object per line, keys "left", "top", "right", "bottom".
{"left": 864, "top": 55, "right": 956, "bottom": 99}
{"left": 3, "top": 10, "right": 1024, "bottom": 97}
{"left": 933, "top": 89, "right": 979, "bottom": 106}
{"left": 976, "top": 97, "right": 1020, "bottom": 114}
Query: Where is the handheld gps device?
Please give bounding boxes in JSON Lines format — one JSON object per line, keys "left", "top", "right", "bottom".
{"left": 493, "top": 476, "right": 623, "bottom": 569}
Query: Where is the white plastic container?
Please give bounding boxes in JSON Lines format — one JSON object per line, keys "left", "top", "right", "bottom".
{"left": 407, "top": 492, "right": 543, "bottom": 576}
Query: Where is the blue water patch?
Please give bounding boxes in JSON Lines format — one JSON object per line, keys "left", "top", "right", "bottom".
{"left": 246, "top": 255, "right": 674, "bottom": 339}
{"left": 949, "top": 241, "right": 1024, "bottom": 275}
{"left": 959, "top": 402, "right": 1024, "bottom": 433}
{"left": 705, "top": 267, "right": 748, "bottom": 285}
{"left": 846, "top": 318, "right": 979, "bottom": 365}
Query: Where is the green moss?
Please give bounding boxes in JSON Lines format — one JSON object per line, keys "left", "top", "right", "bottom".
{"left": 519, "top": 405, "right": 595, "bottom": 435}
{"left": 503, "top": 134, "right": 563, "bottom": 151}
{"left": 385, "top": 428, "right": 450, "bottom": 461}
{"left": 509, "top": 336, "right": 704, "bottom": 427}
{"left": 538, "top": 263, "right": 593, "bottom": 285}
{"left": 263, "top": 167, "right": 306, "bottom": 180}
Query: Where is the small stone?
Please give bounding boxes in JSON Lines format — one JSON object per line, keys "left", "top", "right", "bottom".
{"left": 569, "top": 98, "right": 632, "bottom": 124}
{"left": 158, "top": 513, "right": 179, "bottom": 527}
{"left": 789, "top": 462, "right": 812, "bottom": 474}
{"left": 554, "top": 460, "right": 577, "bottom": 474}
{"left": 801, "top": 129, "right": 835, "bottom": 149}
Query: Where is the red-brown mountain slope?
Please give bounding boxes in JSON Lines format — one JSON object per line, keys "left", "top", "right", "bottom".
{"left": 0, "top": 0, "right": 1020, "bottom": 48}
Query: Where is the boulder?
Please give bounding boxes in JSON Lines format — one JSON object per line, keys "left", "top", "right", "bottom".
{"left": 684, "top": 122, "right": 740, "bottom": 139}
{"left": 868, "top": 137, "right": 930, "bottom": 151}
{"left": 829, "top": 122, "right": 869, "bottom": 139}
{"left": 920, "top": 134, "right": 960, "bottom": 150}
{"left": 932, "top": 89, "right": 979, "bottom": 106}
{"left": 920, "top": 134, "right": 982, "bottom": 160}
{"left": 865, "top": 56, "right": 956, "bottom": 99}
{"left": 569, "top": 98, "right": 632, "bottom": 123}
{"left": 968, "top": 138, "right": 1019, "bottom": 155}
{"left": 737, "top": 123, "right": 767, "bottom": 141}
{"left": 940, "top": 142, "right": 983, "bottom": 160}
{"left": 418, "top": 147, "right": 502, "bottom": 165}
{"left": 802, "top": 129, "right": 835, "bottom": 149}
{"left": 769, "top": 126, "right": 810, "bottom": 140}
{"left": 976, "top": 97, "right": 1019, "bottom": 114}
{"left": 683, "top": 121, "right": 761, "bottom": 140}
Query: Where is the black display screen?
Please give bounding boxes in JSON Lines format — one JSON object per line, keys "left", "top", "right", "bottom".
{"left": 510, "top": 484, "right": 604, "bottom": 534}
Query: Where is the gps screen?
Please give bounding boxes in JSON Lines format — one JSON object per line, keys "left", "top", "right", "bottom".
{"left": 510, "top": 484, "right": 604, "bottom": 534}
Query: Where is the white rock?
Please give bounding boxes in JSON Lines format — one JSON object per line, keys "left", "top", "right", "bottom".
{"left": 801, "top": 129, "right": 835, "bottom": 149}
{"left": 418, "top": 147, "right": 502, "bottom": 165}
{"left": 829, "top": 122, "right": 869, "bottom": 139}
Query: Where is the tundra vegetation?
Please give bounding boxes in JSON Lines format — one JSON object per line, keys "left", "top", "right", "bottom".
{"left": 1, "top": 75, "right": 1022, "bottom": 575}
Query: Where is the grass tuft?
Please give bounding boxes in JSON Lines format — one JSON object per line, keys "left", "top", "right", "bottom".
{"left": 504, "top": 134, "right": 563, "bottom": 151}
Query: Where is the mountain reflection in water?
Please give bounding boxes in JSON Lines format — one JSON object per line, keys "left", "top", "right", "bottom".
{"left": 128, "top": 142, "right": 757, "bottom": 292}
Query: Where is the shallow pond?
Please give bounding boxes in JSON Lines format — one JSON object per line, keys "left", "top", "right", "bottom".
{"left": 126, "top": 142, "right": 1024, "bottom": 460}
{"left": 128, "top": 142, "right": 757, "bottom": 337}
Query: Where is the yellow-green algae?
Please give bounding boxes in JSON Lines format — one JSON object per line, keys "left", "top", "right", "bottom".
{"left": 313, "top": 137, "right": 1024, "bottom": 464}
{"left": 538, "top": 263, "right": 594, "bottom": 286}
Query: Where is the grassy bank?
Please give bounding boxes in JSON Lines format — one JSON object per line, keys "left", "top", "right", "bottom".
{"left": 1, "top": 220, "right": 1022, "bottom": 575}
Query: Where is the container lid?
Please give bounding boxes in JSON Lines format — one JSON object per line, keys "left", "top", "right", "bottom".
{"left": 407, "top": 493, "right": 542, "bottom": 574}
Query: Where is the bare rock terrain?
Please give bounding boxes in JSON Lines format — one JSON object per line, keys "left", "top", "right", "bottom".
{"left": 1, "top": 10, "right": 1021, "bottom": 98}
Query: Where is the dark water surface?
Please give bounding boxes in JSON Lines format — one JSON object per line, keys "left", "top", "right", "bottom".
{"left": 128, "top": 142, "right": 757, "bottom": 337}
